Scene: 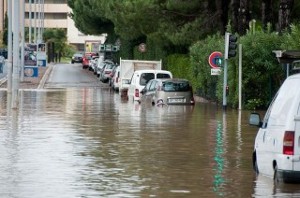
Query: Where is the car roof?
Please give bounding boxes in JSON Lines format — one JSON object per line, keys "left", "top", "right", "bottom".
{"left": 133, "top": 69, "right": 172, "bottom": 74}
{"left": 150, "top": 78, "right": 189, "bottom": 83}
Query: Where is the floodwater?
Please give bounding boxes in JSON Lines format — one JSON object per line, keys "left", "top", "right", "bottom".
{"left": 0, "top": 88, "right": 299, "bottom": 198}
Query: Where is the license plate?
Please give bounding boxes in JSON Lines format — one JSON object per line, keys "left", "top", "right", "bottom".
{"left": 168, "top": 98, "right": 184, "bottom": 103}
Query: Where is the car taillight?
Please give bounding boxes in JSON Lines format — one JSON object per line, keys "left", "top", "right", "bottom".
{"left": 116, "top": 77, "right": 119, "bottom": 83}
{"left": 134, "top": 89, "right": 139, "bottom": 97}
{"left": 105, "top": 71, "right": 111, "bottom": 74}
{"left": 283, "top": 131, "right": 295, "bottom": 155}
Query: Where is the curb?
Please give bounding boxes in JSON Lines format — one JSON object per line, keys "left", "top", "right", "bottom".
{"left": 37, "top": 64, "right": 54, "bottom": 89}
{"left": 0, "top": 76, "right": 7, "bottom": 86}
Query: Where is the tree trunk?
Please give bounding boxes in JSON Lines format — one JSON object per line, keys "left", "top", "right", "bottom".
{"left": 231, "top": 0, "right": 239, "bottom": 33}
{"left": 278, "top": 0, "right": 294, "bottom": 33}
{"left": 262, "top": 0, "right": 274, "bottom": 30}
{"left": 238, "top": 0, "right": 251, "bottom": 35}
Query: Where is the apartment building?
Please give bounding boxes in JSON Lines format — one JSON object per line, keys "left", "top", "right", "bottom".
{"left": 0, "top": 0, "right": 106, "bottom": 51}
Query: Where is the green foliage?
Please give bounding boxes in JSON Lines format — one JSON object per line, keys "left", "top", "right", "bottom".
{"left": 43, "top": 28, "right": 68, "bottom": 54}
{"left": 238, "top": 31, "right": 284, "bottom": 109}
{"left": 188, "top": 30, "right": 286, "bottom": 109}
{"left": 281, "top": 24, "right": 300, "bottom": 50}
{"left": 189, "top": 33, "right": 224, "bottom": 101}
{"left": 166, "top": 54, "right": 190, "bottom": 79}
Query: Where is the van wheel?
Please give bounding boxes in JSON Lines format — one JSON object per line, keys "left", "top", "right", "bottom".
{"left": 252, "top": 152, "right": 259, "bottom": 174}
{"left": 274, "top": 164, "right": 280, "bottom": 183}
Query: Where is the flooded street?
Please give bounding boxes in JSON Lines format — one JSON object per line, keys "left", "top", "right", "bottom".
{"left": 0, "top": 64, "right": 299, "bottom": 197}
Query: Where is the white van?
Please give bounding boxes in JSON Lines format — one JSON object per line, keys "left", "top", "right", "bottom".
{"left": 249, "top": 73, "right": 300, "bottom": 183}
{"left": 127, "top": 69, "right": 172, "bottom": 102}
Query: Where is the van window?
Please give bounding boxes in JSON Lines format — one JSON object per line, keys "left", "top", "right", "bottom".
{"left": 157, "top": 73, "right": 171, "bottom": 79}
{"left": 264, "top": 78, "right": 300, "bottom": 127}
{"left": 140, "top": 73, "right": 155, "bottom": 86}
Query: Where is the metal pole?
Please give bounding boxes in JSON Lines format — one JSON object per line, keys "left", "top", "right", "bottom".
{"left": 12, "top": 0, "right": 20, "bottom": 109}
{"left": 29, "top": 0, "right": 32, "bottom": 43}
{"left": 7, "top": 0, "right": 12, "bottom": 94}
{"left": 222, "top": 60, "right": 228, "bottom": 110}
{"left": 223, "top": 32, "right": 230, "bottom": 110}
{"left": 238, "top": 44, "right": 242, "bottom": 110}
{"left": 20, "top": 0, "right": 25, "bottom": 81}
{"left": 38, "top": 0, "right": 41, "bottom": 43}
{"left": 34, "top": 0, "right": 37, "bottom": 43}
{"left": 41, "top": 0, "right": 44, "bottom": 40}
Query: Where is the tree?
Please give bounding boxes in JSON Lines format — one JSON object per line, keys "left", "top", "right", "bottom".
{"left": 278, "top": 0, "right": 294, "bottom": 32}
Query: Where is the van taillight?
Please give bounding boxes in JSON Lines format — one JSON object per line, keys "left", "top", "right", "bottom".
{"left": 283, "top": 131, "right": 295, "bottom": 155}
{"left": 134, "top": 89, "right": 139, "bottom": 97}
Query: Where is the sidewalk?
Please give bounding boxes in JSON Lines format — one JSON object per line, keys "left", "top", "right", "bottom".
{"left": 0, "top": 63, "right": 54, "bottom": 89}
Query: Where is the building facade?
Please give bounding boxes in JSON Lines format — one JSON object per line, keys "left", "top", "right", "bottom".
{"left": 0, "top": 0, "right": 106, "bottom": 51}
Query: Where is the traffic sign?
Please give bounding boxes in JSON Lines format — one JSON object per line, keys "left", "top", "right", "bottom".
{"left": 208, "top": 51, "right": 223, "bottom": 68}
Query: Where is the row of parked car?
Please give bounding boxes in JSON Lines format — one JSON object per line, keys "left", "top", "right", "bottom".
{"left": 79, "top": 53, "right": 195, "bottom": 106}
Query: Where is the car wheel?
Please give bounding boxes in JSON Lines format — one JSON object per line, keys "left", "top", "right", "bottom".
{"left": 71, "top": 61, "right": 74, "bottom": 64}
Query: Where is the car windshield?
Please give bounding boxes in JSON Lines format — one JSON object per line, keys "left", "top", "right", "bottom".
{"left": 74, "top": 54, "right": 83, "bottom": 57}
{"left": 162, "top": 81, "right": 190, "bottom": 92}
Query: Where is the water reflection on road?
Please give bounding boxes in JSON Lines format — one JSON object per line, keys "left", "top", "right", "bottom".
{"left": 0, "top": 88, "right": 299, "bottom": 197}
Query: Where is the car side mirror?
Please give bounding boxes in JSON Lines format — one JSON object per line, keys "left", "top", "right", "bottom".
{"left": 249, "top": 113, "right": 262, "bottom": 127}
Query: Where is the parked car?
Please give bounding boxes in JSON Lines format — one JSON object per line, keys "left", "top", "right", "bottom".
{"left": 140, "top": 78, "right": 195, "bottom": 106}
{"left": 71, "top": 53, "right": 83, "bottom": 64}
{"left": 93, "top": 56, "right": 104, "bottom": 74}
{"left": 108, "top": 65, "right": 119, "bottom": 87}
{"left": 82, "top": 52, "right": 97, "bottom": 69}
{"left": 249, "top": 73, "right": 300, "bottom": 183}
{"left": 96, "top": 59, "right": 113, "bottom": 77}
{"left": 88, "top": 56, "right": 99, "bottom": 71}
{"left": 99, "top": 62, "right": 116, "bottom": 83}
{"left": 127, "top": 69, "right": 172, "bottom": 103}
{"left": 111, "top": 65, "right": 120, "bottom": 91}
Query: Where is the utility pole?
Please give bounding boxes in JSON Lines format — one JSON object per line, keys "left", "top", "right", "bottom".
{"left": 12, "top": 0, "right": 20, "bottom": 109}
{"left": 29, "top": 0, "right": 32, "bottom": 43}
{"left": 6, "top": 0, "right": 12, "bottom": 94}
{"left": 21, "top": 0, "right": 25, "bottom": 81}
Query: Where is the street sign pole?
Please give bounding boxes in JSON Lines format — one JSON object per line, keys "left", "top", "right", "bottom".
{"left": 223, "top": 33, "right": 230, "bottom": 110}
{"left": 222, "top": 59, "right": 228, "bottom": 110}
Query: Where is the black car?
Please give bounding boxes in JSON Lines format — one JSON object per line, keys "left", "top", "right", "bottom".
{"left": 71, "top": 53, "right": 83, "bottom": 64}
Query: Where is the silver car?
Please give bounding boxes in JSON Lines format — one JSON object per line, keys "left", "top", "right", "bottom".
{"left": 99, "top": 62, "right": 116, "bottom": 83}
{"left": 140, "top": 78, "right": 195, "bottom": 106}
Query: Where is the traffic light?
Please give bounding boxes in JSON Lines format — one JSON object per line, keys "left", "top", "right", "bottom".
{"left": 225, "top": 33, "right": 237, "bottom": 59}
